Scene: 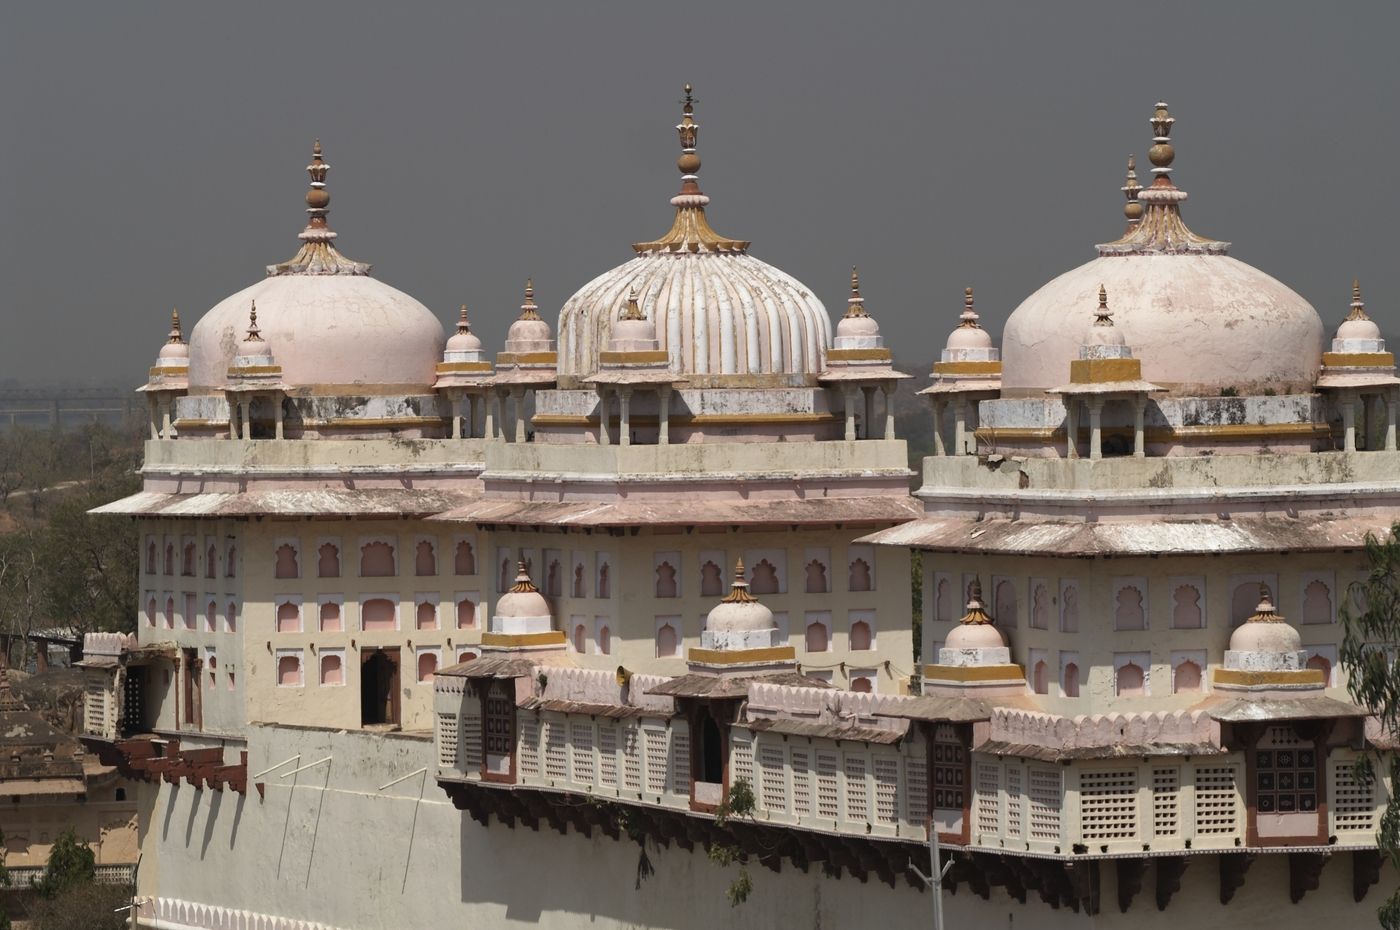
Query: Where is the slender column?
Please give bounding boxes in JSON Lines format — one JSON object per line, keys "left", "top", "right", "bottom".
{"left": 1065, "top": 398, "right": 1079, "bottom": 459}
{"left": 273, "top": 395, "right": 284, "bottom": 440}
{"left": 1133, "top": 395, "right": 1146, "bottom": 458}
{"left": 1341, "top": 395, "right": 1357, "bottom": 452}
{"left": 929, "top": 398, "right": 946, "bottom": 456}
{"left": 1387, "top": 389, "right": 1397, "bottom": 451}
{"left": 484, "top": 391, "right": 497, "bottom": 440}
{"left": 953, "top": 398, "right": 968, "bottom": 456}
{"left": 1370, "top": 394, "right": 1386, "bottom": 450}
{"left": 512, "top": 388, "right": 527, "bottom": 443}
{"left": 159, "top": 399, "right": 172, "bottom": 439}
{"left": 882, "top": 382, "right": 897, "bottom": 440}
{"left": 658, "top": 387, "right": 671, "bottom": 446}
{"left": 238, "top": 400, "right": 251, "bottom": 440}
{"left": 619, "top": 388, "right": 633, "bottom": 447}
{"left": 148, "top": 400, "right": 159, "bottom": 440}
{"left": 843, "top": 387, "right": 858, "bottom": 442}
{"left": 227, "top": 396, "right": 237, "bottom": 440}
{"left": 1088, "top": 397, "right": 1105, "bottom": 460}
{"left": 450, "top": 394, "right": 463, "bottom": 439}
{"left": 863, "top": 386, "right": 876, "bottom": 440}
{"left": 597, "top": 389, "right": 611, "bottom": 446}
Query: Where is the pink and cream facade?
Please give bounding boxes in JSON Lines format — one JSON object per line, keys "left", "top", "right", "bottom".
{"left": 82, "top": 97, "right": 1393, "bottom": 930}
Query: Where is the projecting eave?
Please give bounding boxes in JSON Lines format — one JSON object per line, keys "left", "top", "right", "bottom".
{"left": 92, "top": 488, "right": 480, "bottom": 519}
{"left": 1200, "top": 694, "right": 1368, "bottom": 723}
{"left": 429, "top": 496, "right": 921, "bottom": 529}
{"left": 858, "top": 514, "right": 1400, "bottom": 556}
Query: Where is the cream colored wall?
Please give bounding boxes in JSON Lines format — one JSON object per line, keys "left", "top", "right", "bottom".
{"left": 486, "top": 526, "right": 914, "bottom": 692}
{"left": 922, "top": 550, "right": 1359, "bottom": 713}
{"left": 133, "top": 723, "right": 1392, "bottom": 930}
{"left": 1, "top": 786, "right": 138, "bottom": 870}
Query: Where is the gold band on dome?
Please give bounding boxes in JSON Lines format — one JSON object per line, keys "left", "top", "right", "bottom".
{"left": 922, "top": 664, "right": 1025, "bottom": 682}
{"left": 1323, "top": 352, "right": 1395, "bottom": 367}
{"left": 599, "top": 350, "right": 670, "bottom": 364}
{"left": 436, "top": 361, "right": 494, "bottom": 373}
{"left": 687, "top": 646, "right": 796, "bottom": 666}
{"left": 495, "top": 352, "right": 558, "bottom": 365}
{"left": 827, "top": 348, "right": 892, "bottom": 363}
{"left": 481, "top": 631, "right": 566, "bottom": 648}
{"left": 1212, "top": 668, "right": 1325, "bottom": 687}
{"left": 932, "top": 360, "right": 1002, "bottom": 376}
{"left": 1069, "top": 358, "right": 1143, "bottom": 384}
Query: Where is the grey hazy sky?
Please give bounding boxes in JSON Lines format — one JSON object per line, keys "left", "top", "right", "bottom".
{"left": 3, "top": 2, "right": 1397, "bottom": 386}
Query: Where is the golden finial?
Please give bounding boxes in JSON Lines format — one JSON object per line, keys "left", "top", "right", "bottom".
{"left": 1148, "top": 102, "right": 1175, "bottom": 177}
{"left": 844, "top": 266, "right": 870, "bottom": 318}
{"left": 1122, "top": 154, "right": 1143, "bottom": 225}
{"left": 959, "top": 578, "right": 994, "bottom": 625}
{"left": 1346, "top": 279, "right": 1371, "bottom": 322}
{"left": 166, "top": 308, "right": 183, "bottom": 344}
{"left": 958, "top": 286, "right": 982, "bottom": 329}
{"left": 619, "top": 288, "right": 646, "bottom": 321}
{"left": 305, "top": 138, "right": 330, "bottom": 219}
{"left": 676, "top": 82, "right": 701, "bottom": 184}
{"left": 518, "top": 278, "right": 541, "bottom": 321}
{"left": 1247, "top": 584, "right": 1285, "bottom": 623}
{"left": 456, "top": 304, "right": 472, "bottom": 335}
{"left": 509, "top": 561, "right": 538, "bottom": 594}
{"left": 245, "top": 301, "right": 263, "bottom": 342}
{"left": 721, "top": 557, "right": 757, "bottom": 604}
{"left": 1093, "top": 284, "right": 1114, "bottom": 326}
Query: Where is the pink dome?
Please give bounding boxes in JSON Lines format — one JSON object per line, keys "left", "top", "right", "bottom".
{"left": 1227, "top": 586, "right": 1301, "bottom": 653}
{"left": 946, "top": 622, "right": 1006, "bottom": 649}
{"left": 836, "top": 315, "right": 880, "bottom": 339}
{"left": 1337, "top": 317, "right": 1382, "bottom": 342}
{"left": 945, "top": 325, "right": 993, "bottom": 351}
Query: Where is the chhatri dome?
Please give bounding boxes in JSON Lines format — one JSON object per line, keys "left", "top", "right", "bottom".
{"left": 557, "top": 85, "right": 830, "bottom": 387}
{"left": 188, "top": 141, "right": 444, "bottom": 394}
{"left": 1001, "top": 103, "right": 1324, "bottom": 397}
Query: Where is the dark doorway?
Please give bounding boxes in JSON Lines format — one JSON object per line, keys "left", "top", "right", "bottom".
{"left": 361, "top": 648, "right": 400, "bottom": 727}
{"left": 701, "top": 714, "right": 724, "bottom": 784}
{"left": 181, "top": 649, "right": 201, "bottom": 730}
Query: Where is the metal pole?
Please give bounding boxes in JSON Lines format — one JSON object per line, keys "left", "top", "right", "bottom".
{"left": 929, "top": 818, "right": 945, "bottom": 930}
{"left": 250, "top": 754, "right": 300, "bottom": 780}
{"left": 279, "top": 755, "right": 333, "bottom": 778}
{"left": 377, "top": 766, "right": 428, "bottom": 791}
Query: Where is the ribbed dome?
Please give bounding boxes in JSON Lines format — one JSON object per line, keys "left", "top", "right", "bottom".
{"left": 187, "top": 143, "right": 444, "bottom": 394}
{"left": 556, "top": 86, "right": 830, "bottom": 386}
{"left": 1001, "top": 104, "right": 1323, "bottom": 397}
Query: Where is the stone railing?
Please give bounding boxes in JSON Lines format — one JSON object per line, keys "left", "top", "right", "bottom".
{"left": 987, "top": 707, "right": 1220, "bottom": 754}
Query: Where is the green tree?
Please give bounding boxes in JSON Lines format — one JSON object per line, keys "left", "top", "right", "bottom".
{"left": 1339, "top": 522, "right": 1400, "bottom": 929}
{"left": 29, "top": 882, "right": 131, "bottom": 930}
{"left": 37, "top": 468, "right": 140, "bottom": 635}
{"left": 33, "top": 828, "right": 95, "bottom": 900}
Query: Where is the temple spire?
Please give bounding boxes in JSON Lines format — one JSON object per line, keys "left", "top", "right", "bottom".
{"left": 1093, "top": 284, "right": 1114, "bottom": 326}
{"left": 268, "top": 140, "right": 371, "bottom": 276}
{"left": 455, "top": 304, "right": 472, "bottom": 335}
{"left": 518, "top": 279, "right": 541, "bottom": 321}
{"left": 509, "top": 561, "right": 538, "bottom": 593}
{"left": 1122, "top": 154, "right": 1143, "bottom": 227}
{"left": 1246, "top": 584, "right": 1285, "bottom": 623}
{"left": 245, "top": 302, "right": 263, "bottom": 342}
{"left": 1347, "top": 279, "right": 1370, "bottom": 322}
{"left": 619, "top": 288, "right": 645, "bottom": 321}
{"left": 167, "top": 308, "right": 184, "bottom": 345}
{"left": 1097, "top": 103, "right": 1229, "bottom": 256}
{"left": 721, "top": 557, "right": 757, "bottom": 604}
{"left": 958, "top": 286, "right": 982, "bottom": 329}
{"left": 633, "top": 84, "right": 750, "bottom": 254}
{"left": 959, "top": 579, "right": 994, "bottom": 625}
{"left": 844, "top": 267, "right": 870, "bottom": 318}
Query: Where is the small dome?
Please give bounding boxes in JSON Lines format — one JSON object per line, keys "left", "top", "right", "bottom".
{"left": 705, "top": 560, "right": 776, "bottom": 634}
{"left": 157, "top": 309, "right": 189, "bottom": 360}
{"left": 945, "top": 581, "right": 1008, "bottom": 649}
{"left": 945, "top": 288, "right": 994, "bottom": 351}
{"left": 1083, "top": 285, "right": 1127, "bottom": 348}
{"left": 1001, "top": 104, "right": 1323, "bottom": 396}
{"left": 1228, "top": 585, "right": 1302, "bottom": 653}
{"left": 445, "top": 305, "right": 484, "bottom": 353}
{"left": 609, "top": 290, "right": 660, "bottom": 350}
{"left": 836, "top": 315, "right": 880, "bottom": 339}
{"left": 1336, "top": 281, "right": 1383, "bottom": 342}
{"left": 504, "top": 280, "right": 555, "bottom": 352}
{"left": 187, "top": 142, "right": 444, "bottom": 394}
{"left": 495, "top": 564, "right": 552, "bottom": 621}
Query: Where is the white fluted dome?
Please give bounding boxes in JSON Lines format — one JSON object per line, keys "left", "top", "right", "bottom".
{"left": 557, "top": 87, "right": 830, "bottom": 387}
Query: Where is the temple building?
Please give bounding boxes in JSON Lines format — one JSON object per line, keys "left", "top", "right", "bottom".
{"left": 83, "top": 95, "right": 1395, "bottom": 929}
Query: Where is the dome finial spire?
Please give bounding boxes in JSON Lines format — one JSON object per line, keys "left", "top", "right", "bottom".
{"left": 518, "top": 278, "right": 541, "bottom": 321}
{"left": 167, "top": 308, "right": 184, "bottom": 345}
{"left": 1094, "top": 284, "right": 1114, "bottom": 326}
{"left": 1122, "top": 154, "right": 1143, "bottom": 226}
{"left": 1347, "top": 279, "right": 1371, "bottom": 322}
{"left": 268, "top": 139, "right": 370, "bottom": 276}
{"left": 456, "top": 304, "right": 471, "bottom": 335}
{"left": 721, "top": 557, "right": 757, "bottom": 604}
{"left": 303, "top": 138, "right": 332, "bottom": 238}
{"left": 620, "top": 287, "right": 645, "bottom": 321}
{"left": 245, "top": 301, "right": 263, "bottom": 342}
{"left": 1148, "top": 102, "right": 1176, "bottom": 178}
{"left": 844, "top": 266, "right": 870, "bottom": 318}
{"left": 958, "top": 286, "right": 982, "bottom": 329}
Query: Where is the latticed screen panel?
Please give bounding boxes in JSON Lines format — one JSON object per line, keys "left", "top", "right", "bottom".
{"left": 874, "top": 755, "right": 900, "bottom": 825}
{"left": 975, "top": 763, "right": 1001, "bottom": 836}
{"left": 518, "top": 715, "right": 540, "bottom": 777}
{"left": 85, "top": 680, "right": 110, "bottom": 737}
{"left": 570, "top": 721, "right": 595, "bottom": 785}
{"left": 644, "top": 728, "right": 669, "bottom": 795}
{"left": 816, "top": 751, "right": 840, "bottom": 820}
{"left": 671, "top": 725, "right": 691, "bottom": 797}
{"left": 1332, "top": 758, "right": 1378, "bottom": 832}
{"left": 905, "top": 754, "right": 929, "bottom": 826}
{"left": 933, "top": 724, "right": 966, "bottom": 812}
{"left": 1152, "top": 767, "right": 1180, "bottom": 837}
{"left": 484, "top": 682, "right": 514, "bottom": 756}
{"left": 1005, "top": 766, "right": 1023, "bottom": 839}
{"left": 598, "top": 722, "right": 618, "bottom": 788}
{"left": 461, "top": 699, "right": 483, "bottom": 771}
{"left": 1028, "top": 767, "right": 1062, "bottom": 842}
{"left": 1079, "top": 770, "right": 1138, "bottom": 841}
{"left": 623, "top": 727, "right": 642, "bottom": 791}
{"left": 1194, "top": 765, "right": 1240, "bottom": 835}
{"left": 543, "top": 720, "right": 567, "bottom": 780}
{"left": 731, "top": 739, "right": 755, "bottom": 791}
{"left": 437, "top": 713, "right": 459, "bottom": 768}
{"left": 845, "top": 754, "right": 870, "bottom": 823}
{"left": 791, "top": 749, "right": 812, "bottom": 817}
{"left": 759, "top": 743, "right": 788, "bottom": 812}
{"left": 1255, "top": 726, "right": 1317, "bottom": 815}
